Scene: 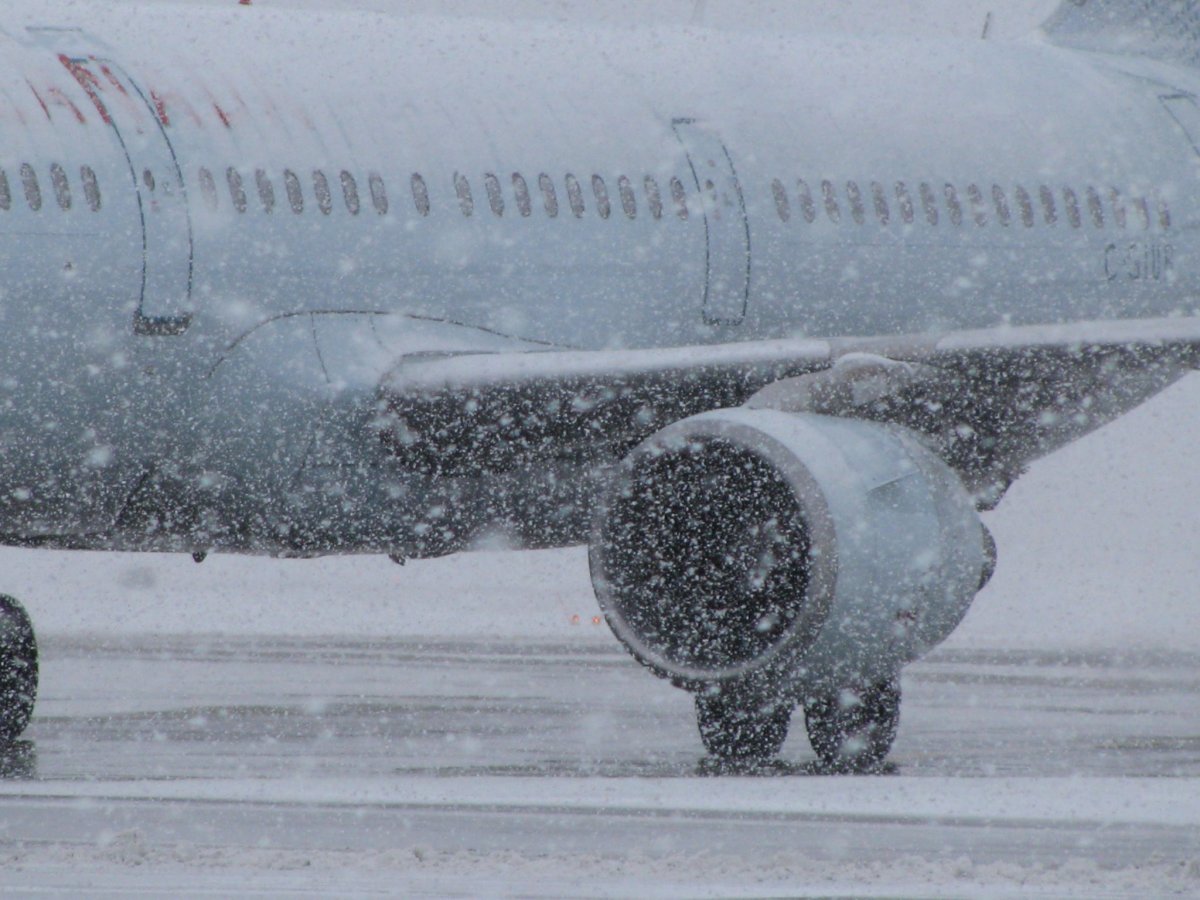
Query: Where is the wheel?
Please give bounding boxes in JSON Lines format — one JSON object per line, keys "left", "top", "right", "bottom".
{"left": 804, "top": 678, "right": 900, "bottom": 773}
{"left": 0, "top": 595, "right": 37, "bottom": 744}
{"left": 696, "top": 687, "right": 791, "bottom": 761}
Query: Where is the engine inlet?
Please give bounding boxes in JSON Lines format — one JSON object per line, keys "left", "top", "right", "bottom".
{"left": 593, "top": 436, "right": 819, "bottom": 680}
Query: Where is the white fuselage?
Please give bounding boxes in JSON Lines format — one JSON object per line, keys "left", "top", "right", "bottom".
{"left": 0, "top": 2, "right": 1196, "bottom": 548}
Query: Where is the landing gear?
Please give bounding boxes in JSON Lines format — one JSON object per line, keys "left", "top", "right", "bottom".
{"left": 695, "top": 679, "right": 901, "bottom": 772}
{"left": 0, "top": 595, "right": 37, "bottom": 744}
{"left": 695, "top": 686, "right": 791, "bottom": 761}
{"left": 804, "top": 679, "right": 900, "bottom": 773}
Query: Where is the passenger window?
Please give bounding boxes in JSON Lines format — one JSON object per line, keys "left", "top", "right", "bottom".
{"left": 566, "top": 174, "right": 585, "bottom": 218}
{"left": 771, "top": 178, "right": 790, "bottom": 222}
{"left": 670, "top": 176, "right": 688, "bottom": 220}
{"left": 341, "top": 171, "right": 360, "bottom": 215}
{"left": 226, "top": 167, "right": 246, "bottom": 213}
{"left": 50, "top": 163, "right": 71, "bottom": 210}
{"left": 1158, "top": 197, "right": 1172, "bottom": 230}
{"left": 283, "top": 169, "right": 304, "bottom": 213}
{"left": 81, "top": 164, "right": 98, "bottom": 208}
{"left": 1039, "top": 185, "right": 1057, "bottom": 225}
{"left": 1108, "top": 188, "right": 1126, "bottom": 228}
{"left": 644, "top": 176, "right": 663, "bottom": 219}
{"left": 944, "top": 183, "right": 963, "bottom": 226}
{"left": 820, "top": 180, "right": 840, "bottom": 223}
{"left": 369, "top": 173, "right": 388, "bottom": 215}
{"left": 256, "top": 169, "right": 275, "bottom": 213}
{"left": 21, "top": 164, "right": 41, "bottom": 211}
{"left": 846, "top": 181, "right": 865, "bottom": 224}
{"left": 992, "top": 185, "right": 1011, "bottom": 226}
{"left": 0, "top": 169, "right": 9, "bottom": 210}
{"left": 1015, "top": 186, "right": 1034, "bottom": 227}
{"left": 1086, "top": 186, "right": 1104, "bottom": 227}
{"left": 512, "top": 173, "right": 532, "bottom": 217}
{"left": 1132, "top": 196, "right": 1151, "bottom": 229}
{"left": 919, "top": 182, "right": 938, "bottom": 225}
{"left": 966, "top": 184, "right": 987, "bottom": 226}
{"left": 454, "top": 173, "right": 474, "bottom": 216}
{"left": 871, "top": 182, "right": 890, "bottom": 225}
{"left": 592, "top": 175, "right": 611, "bottom": 219}
{"left": 313, "top": 170, "right": 333, "bottom": 215}
{"left": 618, "top": 175, "right": 636, "bottom": 219}
{"left": 1062, "top": 187, "right": 1081, "bottom": 228}
{"left": 198, "top": 167, "right": 218, "bottom": 211}
{"left": 796, "top": 179, "right": 816, "bottom": 223}
{"left": 411, "top": 173, "right": 430, "bottom": 216}
{"left": 538, "top": 173, "right": 558, "bottom": 217}
{"left": 484, "top": 173, "right": 504, "bottom": 216}
{"left": 895, "top": 182, "right": 914, "bottom": 224}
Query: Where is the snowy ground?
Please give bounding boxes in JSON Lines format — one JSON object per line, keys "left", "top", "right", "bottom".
{"left": 2, "top": 638, "right": 1197, "bottom": 897}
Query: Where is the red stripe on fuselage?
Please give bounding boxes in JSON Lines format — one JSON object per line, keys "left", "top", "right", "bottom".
{"left": 150, "top": 89, "right": 170, "bottom": 126}
{"left": 25, "top": 82, "right": 50, "bottom": 120}
{"left": 59, "top": 55, "right": 111, "bottom": 124}
{"left": 47, "top": 87, "right": 87, "bottom": 124}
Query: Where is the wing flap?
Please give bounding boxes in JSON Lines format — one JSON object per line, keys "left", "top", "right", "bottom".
{"left": 759, "top": 316, "right": 1200, "bottom": 505}
{"left": 376, "top": 315, "right": 1200, "bottom": 491}
{"left": 378, "top": 339, "right": 831, "bottom": 474}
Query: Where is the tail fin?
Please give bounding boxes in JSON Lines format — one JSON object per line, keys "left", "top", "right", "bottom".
{"left": 1043, "top": 1, "right": 1200, "bottom": 68}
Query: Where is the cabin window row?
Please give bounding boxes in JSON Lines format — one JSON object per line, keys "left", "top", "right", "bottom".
{"left": 771, "top": 178, "right": 1172, "bottom": 231}
{"left": 198, "top": 166, "right": 695, "bottom": 221}
{"left": 0, "top": 163, "right": 101, "bottom": 212}
{"left": 196, "top": 166, "right": 390, "bottom": 217}
{"left": 452, "top": 172, "right": 691, "bottom": 221}
{"left": 0, "top": 163, "right": 1172, "bottom": 235}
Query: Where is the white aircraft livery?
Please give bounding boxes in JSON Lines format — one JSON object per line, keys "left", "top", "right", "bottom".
{"left": 0, "top": 0, "right": 1197, "bottom": 770}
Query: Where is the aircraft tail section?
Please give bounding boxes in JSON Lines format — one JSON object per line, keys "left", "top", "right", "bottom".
{"left": 1043, "top": 0, "right": 1200, "bottom": 68}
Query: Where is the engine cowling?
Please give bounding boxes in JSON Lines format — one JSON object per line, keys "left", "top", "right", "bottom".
{"left": 589, "top": 409, "right": 989, "bottom": 694}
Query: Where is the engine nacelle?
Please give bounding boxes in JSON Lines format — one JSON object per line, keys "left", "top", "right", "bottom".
{"left": 589, "top": 409, "right": 989, "bottom": 695}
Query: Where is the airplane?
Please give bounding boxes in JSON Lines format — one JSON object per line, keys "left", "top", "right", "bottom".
{"left": 0, "top": 0, "right": 1197, "bottom": 772}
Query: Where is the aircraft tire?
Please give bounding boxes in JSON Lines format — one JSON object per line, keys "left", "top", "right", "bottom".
{"left": 0, "top": 594, "right": 37, "bottom": 744}
{"left": 804, "top": 678, "right": 900, "bottom": 773}
{"left": 695, "top": 687, "right": 791, "bottom": 761}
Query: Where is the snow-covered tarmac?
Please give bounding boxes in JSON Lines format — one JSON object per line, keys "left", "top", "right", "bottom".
{"left": 2, "top": 638, "right": 1198, "bottom": 897}
{"left": 2, "top": 378, "right": 1200, "bottom": 897}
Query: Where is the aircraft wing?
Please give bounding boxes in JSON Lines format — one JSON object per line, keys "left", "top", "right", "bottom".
{"left": 377, "top": 336, "right": 831, "bottom": 475}
{"left": 377, "top": 315, "right": 1200, "bottom": 505}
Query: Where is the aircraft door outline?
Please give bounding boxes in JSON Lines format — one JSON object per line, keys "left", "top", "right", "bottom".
{"left": 61, "top": 54, "right": 194, "bottom": 336}
{"left": 673, "top": 118, "right": 750, "bottom": 326}
{"left": 1161, "top": 93, "right": 1200, "bottom": 158}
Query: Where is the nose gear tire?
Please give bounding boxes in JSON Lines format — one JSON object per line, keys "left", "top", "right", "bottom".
{"left": 0, "top": 594, "right": 37, "bottom": 744}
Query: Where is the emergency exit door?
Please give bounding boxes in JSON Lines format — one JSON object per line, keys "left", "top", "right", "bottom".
{"left": 61, "top": 54, "right": 194, "bottom": 335}
{"left": 673, "top": 119, "right": 750, "bottom": 326}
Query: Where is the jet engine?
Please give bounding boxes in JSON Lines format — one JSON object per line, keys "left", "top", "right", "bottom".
{"left": 589, "top": 408, "right": 991, "bottom": 769}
